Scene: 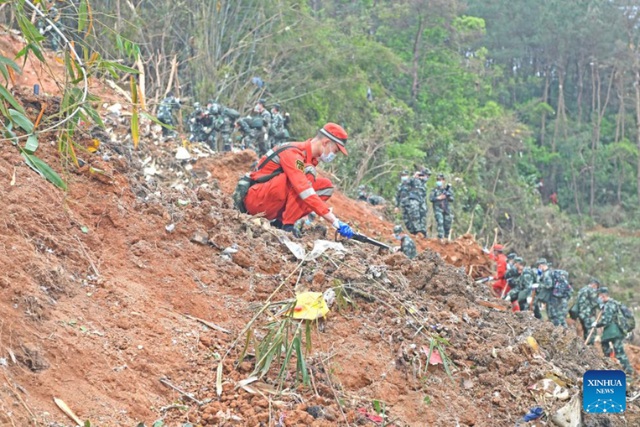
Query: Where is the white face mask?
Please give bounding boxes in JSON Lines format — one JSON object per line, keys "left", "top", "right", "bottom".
{"left": 319, "top": 144, "right": 336, "bottom": 163}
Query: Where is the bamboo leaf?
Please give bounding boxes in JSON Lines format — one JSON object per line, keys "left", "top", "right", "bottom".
{"left": 78, "top": 0, "right": 88, "bottom": 33}
{"left": 130, "top": 76, "right": 140, "bottom": 148}
{"left": 0, "top": 55, "right": 20, "bottom": 72}
{"left": 0, "top": 85, "right": 25, "bottom": 114}
{"left": 24, "top": 134, "right": 39, "bottom": 154}
{"left": 9, "top": 108, "right": 34, "bottom": 133}
{"left": 21, "top": 150, "right": 68, "bottom": 190}
{"left": 82, "top": 105, "right": 105, "bottom": 128}
{"left": 293, "top": 336, "right": 309, "bottom": 385}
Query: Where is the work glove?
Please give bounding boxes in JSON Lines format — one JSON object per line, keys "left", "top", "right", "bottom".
{"left": 531, "top": 283, "right": 539, "bottom": 289}
{"left": 333, "top": 221, "right": 353, "bottom": 239}
{"left": 591, "top": 322, "right": 598, "bottom": 329}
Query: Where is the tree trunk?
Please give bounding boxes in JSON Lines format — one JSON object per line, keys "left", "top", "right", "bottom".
{"left": 410, "top": 15, "right": 425, "bottom": 104}
{"left": 635, "top": 70, "right": 640, "bottom": 204}
{"left": 540, "top": 71, "right": 549, "bottom": 147}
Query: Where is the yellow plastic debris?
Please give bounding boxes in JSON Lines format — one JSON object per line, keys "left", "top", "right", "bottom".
{"left": 289, "top": 292, "right": 329, "bottom": 320}
{"left": 526, "top": 336, "right": 539, "bottom": 353}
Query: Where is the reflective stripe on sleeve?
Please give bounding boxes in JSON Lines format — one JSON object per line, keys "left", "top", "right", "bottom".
{"left": 299, "top": 188, "right": 316, "bottom": 200}
{"left": 316, "top": 187, "right": 334, "bottom": 197}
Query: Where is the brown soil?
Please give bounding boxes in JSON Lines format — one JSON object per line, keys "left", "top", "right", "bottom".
{"left": 0, "top": 35, "right": 638, "bottom": 427}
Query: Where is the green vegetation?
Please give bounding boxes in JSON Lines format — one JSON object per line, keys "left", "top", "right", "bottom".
{"left": 1, "top": 0, "right": 639, "bottom": 299}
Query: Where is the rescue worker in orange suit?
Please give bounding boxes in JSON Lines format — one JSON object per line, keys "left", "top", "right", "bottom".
{"left": 489, "top": 244, "right": 509, "bottom": 298}
{"left": 244, "top": 123, "right": 354, "bottom": 238}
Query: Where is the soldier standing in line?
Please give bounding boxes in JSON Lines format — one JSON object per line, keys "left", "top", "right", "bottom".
{"left": 396, "top": 170, "right": 429, "bottom": 238}
{"left": 429, "top": 174, "right": 454, "bottom": 239}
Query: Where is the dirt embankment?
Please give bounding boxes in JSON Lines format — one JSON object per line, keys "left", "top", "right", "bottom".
{"left": 0, "top": 33, "right": 638, "bottom": 427}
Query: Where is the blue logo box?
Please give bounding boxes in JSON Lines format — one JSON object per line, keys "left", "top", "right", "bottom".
{"left": 583, "top": 370, "right": 626, "bottom": 413}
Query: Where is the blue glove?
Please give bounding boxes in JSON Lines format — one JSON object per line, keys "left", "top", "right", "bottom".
{"left": 337, "top": 222, "right": 354, "bottom": 239}
{"left": 522, "top": 406, "right": 544, "bottom": 422}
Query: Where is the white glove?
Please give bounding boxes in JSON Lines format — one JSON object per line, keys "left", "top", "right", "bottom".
{"left": 531, "top": 283, "right": 539, "bottom": 289}
{"left": 591, "top": 322, "right": 598, "bottom": 328}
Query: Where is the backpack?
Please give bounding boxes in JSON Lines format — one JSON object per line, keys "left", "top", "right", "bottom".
{"left": 551, "top": 269, "right": 573, "bottom": 298}
{"left": 615, "top": 302, "right": 636, "bottom": 334}
{"left": 568, "top": 301, "right": 579, "bottom": 319}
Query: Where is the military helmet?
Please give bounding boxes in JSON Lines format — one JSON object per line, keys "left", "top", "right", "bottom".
{"left": 598, "top": 287, "right": 609, "bottom": 295}
{"left": 514, "top": 256, "right": 524, "bottom": 264}
{"left": 536, "top": 258, "right": 548, "bottom": 266}
{"left": 394, "top": 225, "right": 403, "bottom": 233}
{"left": 507, "top": 252, "right": 517, "bottom": 260}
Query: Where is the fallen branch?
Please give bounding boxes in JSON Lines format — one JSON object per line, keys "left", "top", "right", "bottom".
{"left": 159, "top": 377, "right": 204, "bottom": 405}
{"left": 184, "top": 314, "right": 230, "bottom": 334}
{"left": 53, "top": 397, "right": 83, "bottom": 426}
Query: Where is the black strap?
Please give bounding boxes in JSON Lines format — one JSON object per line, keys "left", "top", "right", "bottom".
{"left": 250, "top": 144, "right": 302, "bottom": 184}
{"left": 255, "top": 144, "right": 299, "bottom": 171}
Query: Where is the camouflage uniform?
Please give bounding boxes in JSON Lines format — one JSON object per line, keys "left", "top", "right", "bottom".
{"left": 532, "top": 265, "right": 553, "bottom": 320}
{"left": 547, "top": 270, "right": 572, "bottom": 328}
{"left": 204, "top": 102, "right": 224, "bottom": 150}
{"left": 508, "top": 267, "right": 535, "bottom": 311}
{"left": 37, "top": 6, "right": 61, "bottom": 51}
{"left": 157, "top": 96, "right": 181, "bottom": 137}
{"left": 367, "top": 194, "right": 385, "bottom": 206}
{"left": 357, "top": 185, "right": 369, "bottom": 201}
{"left": 393, "top": 226, "right": 417, "bottom": 259}
{"left": 269, "top": 106, "right": 288, "bottom": 148}
{"left": 219, "top": 107, "right": 240, "bottom": 151}
{"left": 396, "top": 178, "right": 427, "bottom": 236}
{"left": 429, "top": 184, "right": 454, "bottom": 239}
{"left": 575, "top": 285, "right": 600, "bottom": 344}
{"left": 597, "top": 295, "right": 633, "bottom": 374}
{"left": 188, "top": 103, "right": 205, "bottom": 143}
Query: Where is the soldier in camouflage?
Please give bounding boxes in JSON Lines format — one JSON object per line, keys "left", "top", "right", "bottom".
{"left": 429, "top": 174, "right": 454, "bottom": 239}
{"left": 203, "top": 100, "right": 224, "bottom": 150}
{"left": 37, "top": 3, "right": 61, "bottom": 51}
{"left": 393, "top": 225, "right": 418, "bottom": 259}
{"left": 574, "top": 278, "right": 601, "bottom": 345}
{"left": 507, "top": 257, "right": 535, "bottom": 311}
{"left": 506, "top": 253, "right": 517, "bottom": 273}
{"left": 219, "top": 106, "right": 240, "bottom": 151}
{"left": 188, "top": 102, "right": 207, "bottom": 143}
{"left": 595, "top": 287, "right": 633, "bottom": 374}
{"left": 547, "top": 269, "right": 572, "bottom": 327}
{"left": 269, "top": 104, "right": 288, "bottom": 148}
{"left": 157, "top": 93, "right": 181, "bottom": 137}
{"left": 531, "top": 258, "right": 553, "bottom": 320}
{"left": 396, "top": 170, "right": 429, "bottom": 237}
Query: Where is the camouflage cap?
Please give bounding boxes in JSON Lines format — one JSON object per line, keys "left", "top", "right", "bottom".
{"left": 437, "top": 173, "right": 445, "bottom": 180}
{"left": 507, "top": 252, "right": 517, "bottom": 260}
{"left": 598, "top": 287, "right": 609, "bottom": 295}
{"left": 589, "top": 277, "right": 601, "bottom": 286}
{"left": 272, "top": 103, "right": 281, "bottom": 109}
{"left": 401, "top": 170, "right": 409, "bottom": 176}
{"left": 514, "top": 257, "right": 524, "bottom": 264}
{"left": 308, "top": 212, "right": 317, "bottom": 219}
{"left": 536, "top": 258, "right": 548, "bottom": 266}
{"left": 258, "top": 98, "right": 267, "bottom": 105}
{"left": 393, "top": 225, "right": 403, "bottom": 233}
